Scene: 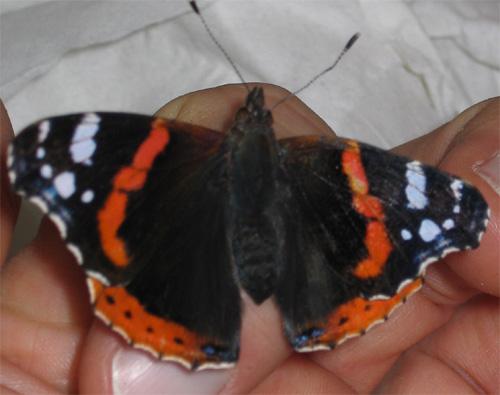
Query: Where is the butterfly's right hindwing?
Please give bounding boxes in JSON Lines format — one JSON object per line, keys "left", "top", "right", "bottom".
{"left": 275, "top": 136, "right": 488, "bottom": 351}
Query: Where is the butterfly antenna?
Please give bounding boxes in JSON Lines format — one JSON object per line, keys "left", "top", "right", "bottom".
{"left": 272, "top": 33, "right": 360, "bottom": 109}
{"left": 189, "top": 1, "right": 250, "bottom": 92}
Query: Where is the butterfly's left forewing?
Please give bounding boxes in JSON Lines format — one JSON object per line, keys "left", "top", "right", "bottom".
{"left": 276, "top": 136, "right": 489, "bottom": 351}
{"left": 9, "top": 113, "right": 171, "bottom": 282}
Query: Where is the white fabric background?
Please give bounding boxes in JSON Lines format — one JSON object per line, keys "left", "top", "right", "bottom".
{"left": 1, "top": 0, "right": 499, "bottom": 251}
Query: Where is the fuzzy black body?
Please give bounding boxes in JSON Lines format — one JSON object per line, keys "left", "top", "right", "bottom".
{"left": 227, "top": 88, "right": 284, "bottom": 304}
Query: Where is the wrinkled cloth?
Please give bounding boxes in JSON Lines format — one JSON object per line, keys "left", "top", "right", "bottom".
{"left": 1, "top": 0, "right": 498, "bottom": 146}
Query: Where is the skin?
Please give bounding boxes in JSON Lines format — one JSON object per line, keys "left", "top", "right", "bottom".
{"left": 0, "top": 85, "right": 498, "bottom": 394}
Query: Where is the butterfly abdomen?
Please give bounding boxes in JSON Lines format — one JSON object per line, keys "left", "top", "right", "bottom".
{"left": 227, "top": 89, "right": 283, "bottom": 304}
{"left": 227, "top": 132, "right": 282, "bottom": 304}
{"left": 231, "top": 210, "right": 281, "bottom": 304}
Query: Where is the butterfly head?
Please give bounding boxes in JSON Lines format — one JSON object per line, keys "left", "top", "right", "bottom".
{"left": 233, "top": 87, "right": 273, "bottom": 131}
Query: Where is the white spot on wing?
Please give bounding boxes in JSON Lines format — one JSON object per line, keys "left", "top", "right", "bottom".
{"left": 451, "top": 179, "right": 463, "bottom": 200}
{"left": 8, "top": 170, "right": 16, "bottom": 183}
{"left": 70, "top": 113, "right": 100, "bottom": 164}
{"left": 7, "top": 144, "right": 14, "bottom": 167}
{"left": 405, "top": 161, "right": 428, "bottom": 210}
{"left": 83, "top": 112, "right": 101, "bottom": 124}
{"left": 54, "top": 171, "right": 76, "bottom": 199}
{"left": 442, "top": 219, "right": 455, "bottom": 230}
{"left": 81, "top": 189, "right": 94, "bottom": 203}
{"left": 40, "top": 164, "right": 53, "bottom": 179}
{"left": 70, "top": 140, "right": 96, "bottom": 163}
{"left": 401, "top": 229, "right": 412, "bottom": 240}
{"left": 36, "top": 147, "right": 46, "bottom": 159}
{"left": 419, "top": 219, "right": 441, "bottom": 242}
{"left": 73, "top": 122, "right": 99, "bottom": 142}
{"left": 38, "top": 120, "right": 50, "bottom": 142}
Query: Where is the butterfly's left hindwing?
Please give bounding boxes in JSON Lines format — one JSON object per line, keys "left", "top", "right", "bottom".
{"left": 276, "top": 136, "right": 489, "bottom": 351}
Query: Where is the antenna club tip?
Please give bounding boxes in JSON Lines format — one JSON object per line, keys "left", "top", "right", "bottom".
{"left": 345, "top": 32, "right": 361, "bottom": 50}
{"left": 190, "top": 0, "right": 200, "bottom": 14}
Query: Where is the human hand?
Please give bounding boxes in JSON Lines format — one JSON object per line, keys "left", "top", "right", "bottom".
{"left": 1, "top": 86, "right": 498, "bottom": 393}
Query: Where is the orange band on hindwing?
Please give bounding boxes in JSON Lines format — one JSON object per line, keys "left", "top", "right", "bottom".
{"left": 323, "top": 278, "right": 422, "bottom": 345}
{"left": 98, "top": 119, "right": 170, "bottom": 267}
{"left": 86, "top": 277, "right": 220, "bottom": 368}
{"left": 341, "top": 140, "right": 393, "bottom": 278}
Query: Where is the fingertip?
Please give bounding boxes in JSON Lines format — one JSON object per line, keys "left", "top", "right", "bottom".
{"left": 439, "top": 132, "right": 499, "bottom": 295}
{"left": 80, "top": 320, "right": 232, "bottom": 394}
{"left": 155, "top": 84, "right": 334, "bottom": 139}
{"left": 0, "top": 100, "right": 20, "bottom": 264}
{"left": 391, "top": 97, "right": 498, "bottom": 165}
{"left": 389, "top": 98, "right": 499, "bottom": 295}
{"left": 0, "top": 99, "right": 14, "bottom": 145}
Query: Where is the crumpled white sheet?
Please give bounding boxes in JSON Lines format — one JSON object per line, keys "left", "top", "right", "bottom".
{"left": 1, "top": 0, "right": 499, "bottom": 251}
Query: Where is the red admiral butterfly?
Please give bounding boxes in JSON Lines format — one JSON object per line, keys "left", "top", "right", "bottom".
{"left": 6, "top": 2, "right": 490, "bottom": 372}
{"left": 7, "top": 86, "right": 489, "bottom": 370}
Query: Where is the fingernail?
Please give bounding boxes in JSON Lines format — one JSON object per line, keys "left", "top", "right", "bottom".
{"left": 473, "top": 151, "right": 500, "bottom": 196}
{"left": 112, "top": 348, "right": 231, "bottom": 394}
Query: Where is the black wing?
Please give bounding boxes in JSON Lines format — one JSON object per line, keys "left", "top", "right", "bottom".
{"left": 275, "top": 136, "right": 489, "bottom": 351}
{"left": 8, "top": 113, "right": 240, "bottom": 370}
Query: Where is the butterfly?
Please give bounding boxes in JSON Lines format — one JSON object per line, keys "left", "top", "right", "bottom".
{"left": 7, "top": 86, "right": 489, "bottom": 370}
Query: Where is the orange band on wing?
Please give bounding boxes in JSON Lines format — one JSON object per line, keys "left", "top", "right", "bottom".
{"left": 98, "top": 192, "right": 129, "bottom": 266}
{"left": 321, "top": 278, "right": 422, "bottom": 345}
{"left": 355, "top": 221, "right": 393, "bottom": 278}
{"left": 342, "top": 141, "right": 393, "bottom": 279}
{"left": 87, "top": 277, "right": 221, "bottom": 368}
{"left": 353, "top": 195, "right": 384, "bottom": 220}
{"left": 98, "top": 120, "right": 170, "bottom": 267}
{"left": 342, "top": 147, "right": 369, "bottom": 194}
{"left": 297, "top": 278, "right": 421, "bottom": 349}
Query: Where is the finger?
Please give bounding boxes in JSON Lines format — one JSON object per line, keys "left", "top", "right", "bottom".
{"left": 391, "top": 97, "right": 496, "bottom": 165}
{"left": 435, "top": 99, "right": 499, "bottom": 296}
{"left": 2, "top": 219, "right": 91, "bottom": 323}
{"left": 377, "top": 295, "right": 499, "bottom": 393}
{"left": 2, "top": 103, "right": 89, "bottom": 392}
{"left": 251, "top": 355, "right": 354, "bottom": 394}
{"left": 307, "top": 98, "right": 499, "bottom": 392}
{"left": 156, "top": 83, "right": 334, "bottom": 139}
{"left": 396, "top": 98, "right": 499, "bottom": 295}
{"left": 80, "top": 84, "right": 330, "bottom": 394}
{"left": 0, "top": 358, "right": 64, "bottom": 394}
{"left": 0, "top": 219, "right": 91, "bottom": 393}
{"left": 0, "top": 101, "right": 21, "bottom": 264}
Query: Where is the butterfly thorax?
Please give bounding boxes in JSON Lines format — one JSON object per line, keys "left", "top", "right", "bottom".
{"left": 227, "top": 87, "right": 283, "bottom": 304}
